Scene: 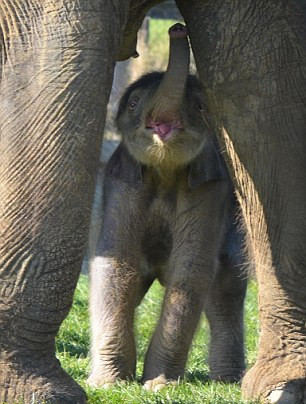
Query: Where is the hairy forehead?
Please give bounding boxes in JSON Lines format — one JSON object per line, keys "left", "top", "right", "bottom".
{"left": 126, "top": 72, "right": 164, "bottom": 94}
{"left": 116, "top": 72, "right": 163, "bottom": 116}
{"left": 123, "top": 71, "right": 202, "bottom": 99}
{"left": 116, "top": 71, "right": 203, "bottom": 120}
{"left": 127, "top": 85, "right": 156, "bottom": 102}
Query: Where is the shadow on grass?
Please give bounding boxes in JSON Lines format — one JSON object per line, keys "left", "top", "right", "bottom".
{"left": 134, "top": 369, "right": 210, "bottom": 387}
{"left": 143, "top": 400, "right": 195, "bottom": 404}
{"left": 56, "top": 340, "right": 89, "bottom": 357}
{"left": 184, "top": 369, "right": 210, "bottom": 383}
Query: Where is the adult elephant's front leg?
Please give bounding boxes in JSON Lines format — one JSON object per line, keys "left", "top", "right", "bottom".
{"left": 178, "top": 1, "right": 306, "bottom": 403}
{"left": 0, "top": 1, "right": 129, "bottom": 403}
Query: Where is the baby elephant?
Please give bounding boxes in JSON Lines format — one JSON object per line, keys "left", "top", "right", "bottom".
{"left": 88, "top": 23, "right": 247, "bottom": 391}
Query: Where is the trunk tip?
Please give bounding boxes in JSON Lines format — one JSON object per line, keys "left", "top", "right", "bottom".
{"left": 168, "top": 23, "right": 188, "bottom": 39}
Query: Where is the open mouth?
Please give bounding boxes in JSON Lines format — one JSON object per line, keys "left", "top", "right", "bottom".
{"left": 146, "top": 120, "right": 183, "bottom": 142}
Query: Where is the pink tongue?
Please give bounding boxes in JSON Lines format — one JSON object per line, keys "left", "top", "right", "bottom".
{"left": 154, "top": 123, "right": 172, "bottom": 137}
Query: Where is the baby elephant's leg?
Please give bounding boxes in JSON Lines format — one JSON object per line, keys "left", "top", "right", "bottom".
{"left": 142, "top": 183, "right": 234, "bottom": 391}
{"left": 143, "top": 277, "right": 207, "bottom": 391}
{"left": 204, "top": 224, "right": 247, "bottom": 382}
{"left": 143, "top": 237, "right": 220, "bottom": 389}
{"left": 88, "top": 256, "right": 149, "bottom": 386}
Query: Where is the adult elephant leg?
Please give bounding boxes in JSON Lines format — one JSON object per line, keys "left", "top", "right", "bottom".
{"left": 0, "top": 1, "right": 129, "bottom": 403}
{"left": 178, "top": 1, "right": 306, "bottom": 403}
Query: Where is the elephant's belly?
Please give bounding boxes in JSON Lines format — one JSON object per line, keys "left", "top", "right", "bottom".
{"left": 141, "top": 218, "right": 172, "bottom": 268}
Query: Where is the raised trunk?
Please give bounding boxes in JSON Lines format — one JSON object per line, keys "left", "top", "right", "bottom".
{"left": 148, "top": 23, "right": 190, "bottom": 124}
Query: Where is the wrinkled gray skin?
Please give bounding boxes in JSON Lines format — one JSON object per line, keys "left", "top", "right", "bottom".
{"left": 0, "top": 1, "right": 305, "bottom": 403}
{"left": 88, "top": 43, "right": 247, "bottom": 387}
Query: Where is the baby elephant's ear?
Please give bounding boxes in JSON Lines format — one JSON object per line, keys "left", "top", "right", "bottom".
{"left": 188, "top": 138, "right": 229, "bottom": 189}
{"left": 105, "top": 143, "right": 142, "bottom": 188}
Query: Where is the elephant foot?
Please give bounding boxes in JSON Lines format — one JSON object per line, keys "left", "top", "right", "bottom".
{"left": 209, "top": 343, "right": 245, "bottom": 383}
{"left": 87, "top": 366, "right": 134, "bottom": 387}
{"left": 210, "top": 367, "right": 244, "bottom": 383}
{"left": 87, "top": 377, "right": 128, "bottom": 390}
{"left": 242, "top": 359, "right": 305, "bottom": 404}
{"left": 87, "top": 373, "right": 117, "bottom": 388}
{"left": 0, "top": 353, "right": 86, "bottom": 404}
{"left": 143, "top": 375, "right": 177, "bottom": 392}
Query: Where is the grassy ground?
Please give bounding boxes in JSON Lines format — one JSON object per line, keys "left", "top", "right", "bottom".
{"left": 57, "top": 275, "right": 260, "bottom": 404}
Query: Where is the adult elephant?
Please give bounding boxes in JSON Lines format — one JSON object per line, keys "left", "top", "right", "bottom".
{"left": 0, "top": 1, "right": 305, "bottom": 404}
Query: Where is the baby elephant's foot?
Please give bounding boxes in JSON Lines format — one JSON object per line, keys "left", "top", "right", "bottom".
{"left": 87, "top": 375, "right": 128, "bottom": 390}
{"left": 143, "top": 375, "right": 178, "bottom": 392}
{"left": 87, "top": 373, "right": 116, "bottom": 388}
{"left": 87, "top": 368, "right": 134, "bottom": 388}
{"left": 210, "top": 366, "right": 244, "bottom": 383}
{"left": 87, "top": 366, "right": 134, "bottom": 388}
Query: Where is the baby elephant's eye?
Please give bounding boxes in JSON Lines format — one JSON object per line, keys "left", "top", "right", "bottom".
{"left": 128, "top": 97, "right": 139, "bottom": 111}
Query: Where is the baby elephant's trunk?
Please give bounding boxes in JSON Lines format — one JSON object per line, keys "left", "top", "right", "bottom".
{"left": 149, "top": 23, "right": 190, "bottom": 124}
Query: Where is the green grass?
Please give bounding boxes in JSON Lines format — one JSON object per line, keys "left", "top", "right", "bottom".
{"left": 146, "top": 19, "right": 178, "bottom": 71}
{"left": 57, "top": 275, "right": 260, "bottom": 403}
{"left": 139, "top": 19, "right": 196, "bottom": 79}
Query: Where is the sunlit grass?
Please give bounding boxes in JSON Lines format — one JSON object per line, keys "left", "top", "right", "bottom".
{"left": 57, "top": 275, "right": 259, "bottom": 404}
{"left": 145, "top": 18, "right": 196, "bottom": 73}
{"left": 146, "top": 19, "right": 178, "bottom": 71}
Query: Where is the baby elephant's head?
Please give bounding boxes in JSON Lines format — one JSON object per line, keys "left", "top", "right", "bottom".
{"left": 115, "top": 24, "right": 212, "bottom": 171}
